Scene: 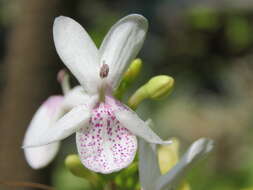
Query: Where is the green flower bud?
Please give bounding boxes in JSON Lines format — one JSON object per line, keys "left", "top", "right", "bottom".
{"left": 128, "top": 75, "right": 174, "bottom": 110}
{"left": 65, "top": 154, "right": 101, "bottom": 187}
{"left": 146, "top": 75, "right": 174, "bottom": 100}
{"left": 114, "top": 58, "right": 142, "bottom": 99}
{"left": 123, "top": 58, "right": 142, "bottom": 83}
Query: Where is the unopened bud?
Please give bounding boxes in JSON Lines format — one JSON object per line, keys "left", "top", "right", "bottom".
{"left": 114, "top": 58, "right": 142, "bottom": 99}
{"left": 146, "top": 75, "right": 174, "bottom": 100}
{"left": 123, "top": 58, "right": 142, "bottom": 83}
{"left": 128, "top": 75, "right": 174, "bottom": 110}
{"left": 65, "top": 154, "right": 101, "bottom": 187}
{"left": 158, "top": 139, "right": 192, "bottom": 190}
{"left": 158, "top": 138, "right": 179, "bottom": 174}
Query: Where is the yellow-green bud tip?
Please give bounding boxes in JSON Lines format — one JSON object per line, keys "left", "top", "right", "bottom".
{"left": 145, "top": 75, "right": 174, "bottom": 100}
{"left": 123, "top": 58, "right": 142, "bottom": 83}
{"left": 65, "top": 154, "right": 80, "bottom": 166}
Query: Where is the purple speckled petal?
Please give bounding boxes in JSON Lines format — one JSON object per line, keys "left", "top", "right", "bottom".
{"left": 76, "top": 101, "right": 137, "bottom": 174}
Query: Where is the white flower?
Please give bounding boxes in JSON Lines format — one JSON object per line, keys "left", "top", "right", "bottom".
{"left": 139, "top": 134, "right": 214, "bottom": 190}
{"left": 23, "top": 71, "right": 87, "bottom": 169}
{"left": 23, "top": 14, "right": 168, "bottom": 174}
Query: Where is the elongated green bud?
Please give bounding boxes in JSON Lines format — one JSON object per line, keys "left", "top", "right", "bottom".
{"left": 128, "top": 75, "right": 174, "bottom": 110}
{"left": 65, "top": 154, "right": 101, "bottom": 187}
{"left": 146, "top": 75, "right": 174, "bottom": 100}
{"left": 114, "top": 58, "right": 142, "bottom": 99}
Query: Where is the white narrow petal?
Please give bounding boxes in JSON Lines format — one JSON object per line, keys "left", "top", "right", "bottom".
{"left": 53, "top": 16, "right": 100, "bottom": 94}
{"left": 114, "top": 109, "right": 168, "bottom": 144}
{"left": 62, "top": 86, "right": 98, "bottom": 111}
{"left": 76, "top": 102, "right": 137, "bottom": 174}
{"left": 23, "top": 96, "right": 64, "bottom": 168}
{"left": 155, "top": 138, "right": 214, "bottom": 190}
{"left": 24, "top": 143, "right": 60, "bottom": 169}
{"left": 139, "top": 138, "right": 161, "bottom": 190}
{"left": 23, "top": 105, "right": 92, "bottom": 147}
{"left": 99, "top": 14, "right": 148, "bottom": 89}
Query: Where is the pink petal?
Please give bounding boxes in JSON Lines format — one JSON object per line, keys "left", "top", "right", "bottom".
{"left": 76, "top": 101, "right": 137, "bottom": 174}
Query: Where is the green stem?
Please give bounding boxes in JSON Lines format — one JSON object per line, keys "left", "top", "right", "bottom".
{"left": 127, "top": 86, "right": 148, "bottom": 110}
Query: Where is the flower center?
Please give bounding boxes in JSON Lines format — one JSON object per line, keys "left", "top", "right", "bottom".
{"left": 99, "top": 63, "right": 111, "bottom": 102}
{"left": 100, "top": 63, "right": 109, "bottom": 78}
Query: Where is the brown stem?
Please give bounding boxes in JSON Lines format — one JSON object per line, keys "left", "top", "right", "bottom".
{"left": 0, "top": 181, "right": 55, "bottom": 190}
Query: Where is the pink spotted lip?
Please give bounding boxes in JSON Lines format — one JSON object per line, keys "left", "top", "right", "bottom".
{"left": 76, "top": 96, "right": 137, "bottom": 173}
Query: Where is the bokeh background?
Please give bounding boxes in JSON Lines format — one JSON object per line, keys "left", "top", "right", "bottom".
{"left": 1, "top": 0, "right": 253, "bottom": 189}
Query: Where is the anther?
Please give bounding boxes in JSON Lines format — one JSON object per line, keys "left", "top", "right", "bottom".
{"left": 100, "top": 63, "right": 109, "bottom": 78}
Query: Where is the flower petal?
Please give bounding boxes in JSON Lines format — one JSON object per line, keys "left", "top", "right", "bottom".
{"left": 114, "top": 109, "right": 168, "bottom": 144}
{"left": 24, "top": 143, "right": 60, "bottom": 169}
{"left": 62, "top": 86, "right": 98, "bottom": 110}
{"left": 99, "top": 14, "right": 148, "bottom": 89}
{"left": 155, "top": 138, "right": 214, "bottom": 190}
{"left": 23, "top": 96, "right": 64, "bottom": 168}
{"left": 76, "top": 102, "right": 137, "bottom": 174}
{"left": 23, "top": 105, "right": 92, "bottom": 147}
{"left": 53, "top": 16, "right": 100, "bottom": 94}
{"left": 139, "top": 138, "right": 161, "bottom": 190}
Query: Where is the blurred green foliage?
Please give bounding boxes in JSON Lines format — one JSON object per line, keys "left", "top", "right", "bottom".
{"left": 226, "top": 16, "right": 253, "bottom": 51}
{"left": 188, "top": 7, "right": 220, "bottom": 31}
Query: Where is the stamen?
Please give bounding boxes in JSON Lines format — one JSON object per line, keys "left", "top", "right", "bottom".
{"left": 100, "top": 63, "right": 109, "bottom": 78}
